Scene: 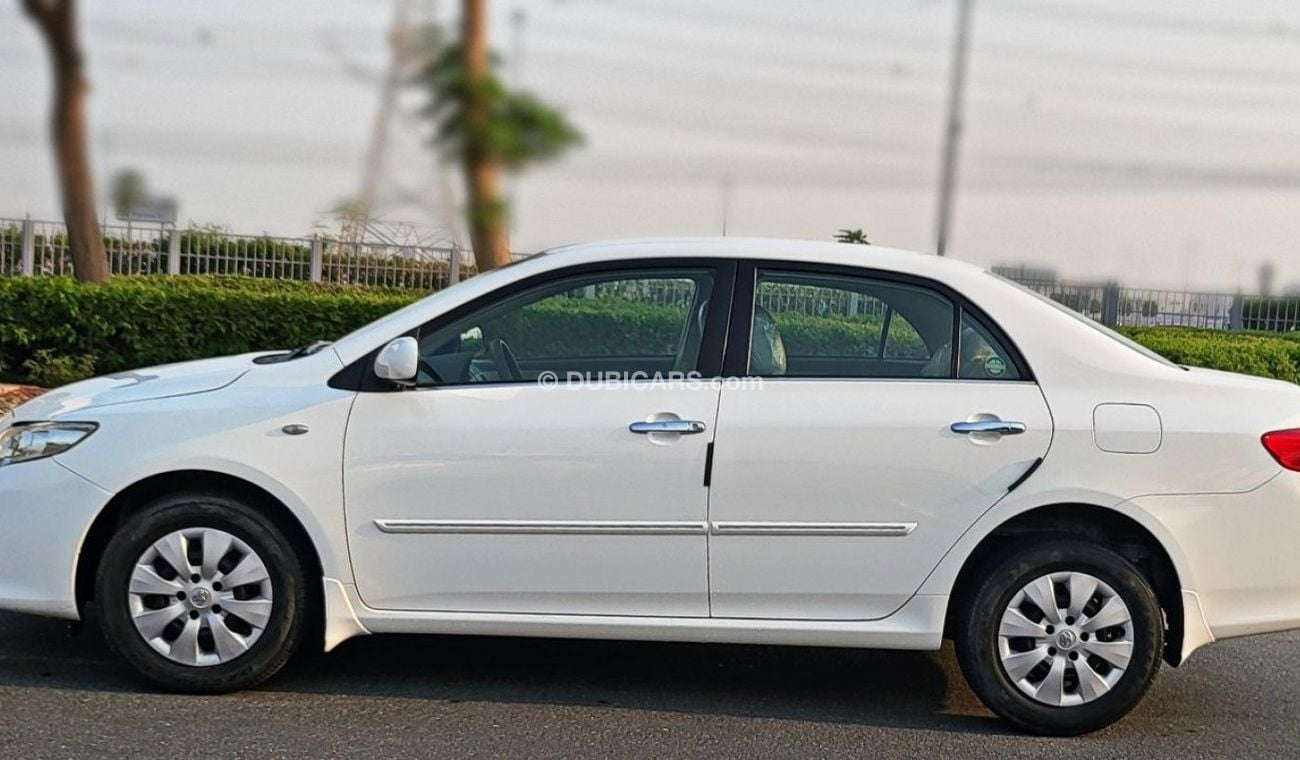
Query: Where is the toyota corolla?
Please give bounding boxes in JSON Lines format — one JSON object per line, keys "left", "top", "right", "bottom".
{"left": 3, "top": 238, "right": 1299, "bottom": 735}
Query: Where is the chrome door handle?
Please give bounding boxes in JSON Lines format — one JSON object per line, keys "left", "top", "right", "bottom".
{"left": 951, "top": 420, "right": 1027, "bottom": 435}
{"left": 629, "top": 420, "right": 707, "bottom": 434}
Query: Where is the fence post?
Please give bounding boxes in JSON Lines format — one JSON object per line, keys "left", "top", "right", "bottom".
{"left": 310, "top": 235, "right": 323, "bottom": 283}
{"left": 448, "top": 245, "right": 461, "bottom": 286}
{"left": 167, "top": 227, "right": 181, "bottom": 275}
{"left": 1229, "top": 293, "right": 1244, "bottom": 331}
{"left": 1100, "top": 281, "right": 1120, "bottom": 327}
{"left": 20, "top": 215, "right": 34, "bottom": 276}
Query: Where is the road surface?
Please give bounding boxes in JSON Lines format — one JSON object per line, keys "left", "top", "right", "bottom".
{"left": 0, "top": 611, "right": 1296, "bottom": 757}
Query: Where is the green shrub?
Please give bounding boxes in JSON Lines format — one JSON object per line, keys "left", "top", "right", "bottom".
{"left": 493, "top": 297, "right": 687, "bottom": 356}
{"left": 21, "top": 349, "right": 97, "bottom": 387}
{"left": 0, "top": 276, "right": 417, "bottom": 382}
{"left": 1119, "top": 327, "right": 1300, "bottom": 383}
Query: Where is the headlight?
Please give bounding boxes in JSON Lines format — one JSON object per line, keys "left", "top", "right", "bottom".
{"left": 0, "top": 422, "right": 98, "bottom": 467}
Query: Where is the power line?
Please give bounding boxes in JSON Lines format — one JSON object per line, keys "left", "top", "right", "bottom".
{"left": 988, "top": 0, "right": 1300, "bottom": 41}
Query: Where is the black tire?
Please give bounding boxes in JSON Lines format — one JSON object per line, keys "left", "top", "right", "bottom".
{"left": 955, "top": 540, "right": 1163, "bottom": 736}
{"left": 95, "top": 491, "right": 311, "bottom": 693}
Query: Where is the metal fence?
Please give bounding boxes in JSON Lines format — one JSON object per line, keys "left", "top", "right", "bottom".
{"left": 1005, "top": 275, "right": 1264, "bottom": 330}
{"left": 0, "top": 216, "right": 474, "bottom": 290}
{"left": 6, "top": 215, "right": 1300, "bottom": 331}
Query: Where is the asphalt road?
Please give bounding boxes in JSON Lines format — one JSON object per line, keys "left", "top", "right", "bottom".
{"left": 0, "top": 611, "right": 1296, "bottom": 758}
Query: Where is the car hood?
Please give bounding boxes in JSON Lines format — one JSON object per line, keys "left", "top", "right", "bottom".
{"left": 9, "top": 353, "right": 263, "bottom": 421}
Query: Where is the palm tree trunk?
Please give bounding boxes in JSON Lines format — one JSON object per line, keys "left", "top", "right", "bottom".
{"left": 23, "top": 0, "right": 108, "bottom": 283}
{"left": 461, "top": 0, "right": 511, "bottom": 271}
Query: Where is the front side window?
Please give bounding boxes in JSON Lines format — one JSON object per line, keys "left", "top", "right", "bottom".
{"left": 414, "top": 269, "right": 715, "bottom": 386}
{"left": 747, "top": 269, "right": 1022, "bottom": 380}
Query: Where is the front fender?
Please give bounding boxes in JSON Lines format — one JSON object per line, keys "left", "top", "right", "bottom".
{"left": 54, "top": 386, "right": 357, "bottom": 584}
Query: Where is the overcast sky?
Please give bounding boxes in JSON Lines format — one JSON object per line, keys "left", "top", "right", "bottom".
{"left": 4, "top": 0, "right": 1300, "bottom": 290}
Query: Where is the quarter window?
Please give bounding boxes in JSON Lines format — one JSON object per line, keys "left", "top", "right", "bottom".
{"left": 955, "top": 313, "right": 1023, "bottom": 380}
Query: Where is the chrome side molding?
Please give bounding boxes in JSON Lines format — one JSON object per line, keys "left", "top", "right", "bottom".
{"left": 375, "top": 519, "right": 917, "bottom": 537}
{"left": 709, "top": 522, "right": 917, "bottom": 537}
{"left": 374, "top": 519, "right": 709, "bottom": 535}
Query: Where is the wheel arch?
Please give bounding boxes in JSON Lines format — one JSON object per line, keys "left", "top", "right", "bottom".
{"left": 943, "top": 502, "right": 1186, "bottom": 666}
{"left": 75, "top": 470, "right": 325, "bottom": 618}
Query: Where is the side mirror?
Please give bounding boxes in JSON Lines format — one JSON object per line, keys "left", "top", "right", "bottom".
{"left": 374, "top": 337, "right": 419, "bottom": 386}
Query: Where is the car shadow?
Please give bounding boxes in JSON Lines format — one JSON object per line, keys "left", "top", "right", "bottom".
{"left": 279, "top": 633, "right": 1007, "bottom": 734}
{"left": 0, "top": 611, "right": 1006, "bottom": 735}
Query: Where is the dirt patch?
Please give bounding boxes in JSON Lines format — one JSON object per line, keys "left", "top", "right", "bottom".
{"left": 0, "top": 386, "right": 45, "bottom": 416}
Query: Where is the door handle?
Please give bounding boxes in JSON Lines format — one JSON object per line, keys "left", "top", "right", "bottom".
{"left": 629, "top": 420, "right": 707, "bottom": 434}
{"left": 951, "top": 419, "right": 1026, "bottom": 435}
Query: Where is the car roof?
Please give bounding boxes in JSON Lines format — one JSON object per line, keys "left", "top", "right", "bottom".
{"left": 538, "top": 237, "right": 987, "bottom": 281}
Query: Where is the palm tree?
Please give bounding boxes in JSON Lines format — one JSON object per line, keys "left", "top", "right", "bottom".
{"left": 834, "top": 228, "right": 871, "bottom": 245}
{"left": 416, "top": 1, "right": 582, "bottom": 271}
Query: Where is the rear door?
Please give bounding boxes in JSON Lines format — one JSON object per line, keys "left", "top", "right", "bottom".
{"left": 707, "top": 262, "right": 1052, "bottom": 620}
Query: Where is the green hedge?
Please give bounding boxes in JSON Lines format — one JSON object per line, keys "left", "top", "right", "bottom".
{"left": 5, "top": 275, "right": 1300, "bottom": 386}
{"left": 1117, "top": 327, "right": 1300, "bottom": 384}
{"left": 495, "top": 297, "right": 688, "bottom": 356}
{"left": 0, "top": 276, "right": 415, "bottom": 382}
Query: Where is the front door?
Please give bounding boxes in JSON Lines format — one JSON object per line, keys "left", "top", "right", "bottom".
{"left": 707, "top": 264, "right": 1053, "bottom": 619}
{"left": 344, "top": 262, "right": 732, "bottom": 616}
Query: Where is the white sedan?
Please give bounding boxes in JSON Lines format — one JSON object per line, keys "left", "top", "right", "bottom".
{"left": 3, "top": 238, "right": 1299, "bottom": 735}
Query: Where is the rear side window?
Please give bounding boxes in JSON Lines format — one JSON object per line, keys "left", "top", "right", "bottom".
{"left": 746, "top": 269, "right": 1024, "bottom": 381}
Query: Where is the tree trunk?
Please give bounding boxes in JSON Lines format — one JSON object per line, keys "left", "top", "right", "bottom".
{"left": 24, "top": 0, "right": 108, "bottom": 283}
{"left": 461, "top": 0, "right": 511, "bottom": 271}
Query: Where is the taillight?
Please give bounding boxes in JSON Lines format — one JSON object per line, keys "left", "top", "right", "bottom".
{"left": 1262, "top": 429, "right": 1300, "bottom": 470}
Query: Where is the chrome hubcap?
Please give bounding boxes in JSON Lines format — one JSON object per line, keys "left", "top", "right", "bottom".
{"left": 997, "top": 571, "right": 1134, "bottom": 707}
{"left": 127, "top": 528, "right": 273, "bottom": 667}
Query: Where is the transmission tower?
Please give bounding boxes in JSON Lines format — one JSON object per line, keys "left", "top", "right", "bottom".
{"left": 323, "top": 0, "right": 464, "bottom": 252}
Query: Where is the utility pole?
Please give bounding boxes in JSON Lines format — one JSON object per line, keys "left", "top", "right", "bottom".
{"left": 506, "top": 6, "right": 526, "bottom": 233}
{"left": 934, "top": 0, "right": 974, "bottom": 257}
{"left": 510, "top": 6, "right": 527, "bottom": 86}
{"left": 329, "top": 0, "right": 463, "bottom": 252}
{"left": 720, "top": 173, "right": 734, "bottom": 236}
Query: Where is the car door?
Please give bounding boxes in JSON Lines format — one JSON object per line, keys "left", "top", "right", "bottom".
{"left": 344, "top": 260, "right": 733, "bottom": 616}
{"left": 707, "top": 262, "right": 1052, "bottom": 620}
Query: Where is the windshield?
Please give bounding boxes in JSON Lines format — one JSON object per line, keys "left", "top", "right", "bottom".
{"left": 989, "top": 272, "right": 1183, "bottom": 370}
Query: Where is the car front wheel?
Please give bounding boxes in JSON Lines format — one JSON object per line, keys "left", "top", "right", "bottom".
{"left": 955, "top": 540, "right": 1163, "bottom": 735}
{"left": 95, "top": 491, "right": 310, "bottom": 693}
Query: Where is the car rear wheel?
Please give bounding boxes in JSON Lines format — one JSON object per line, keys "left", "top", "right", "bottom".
{"left": 955, "top": 540, "right": 1163, "bottom": 735}
{"left": 95, "top": 491, "right": 310, "bottom": 693}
